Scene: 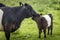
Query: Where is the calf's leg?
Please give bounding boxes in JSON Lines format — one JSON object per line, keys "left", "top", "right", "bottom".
{"left": 44, "top": 29, "right": 46, "bottom": 38}
{"left": 39, "top": 29, "right": 42, "bottom": 38}
{"left": 48, "top": 27, "right": 50, "bottom": 35}
{"left": 50, "top": 25, "right": 53, "bottom": 35}
{"left": 50, "top": 14, "right": 53, "bottom": 35}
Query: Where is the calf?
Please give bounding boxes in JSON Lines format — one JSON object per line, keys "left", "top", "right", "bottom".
{"left": 32, "top": 14, "right": 53, "bottom": 38}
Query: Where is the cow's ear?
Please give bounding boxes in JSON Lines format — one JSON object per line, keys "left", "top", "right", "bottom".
{"left": 25, "top": 3, "right": 28, "bottom": 6}
{"left": 19, "top": 2, "right": 23, "bottom": 6}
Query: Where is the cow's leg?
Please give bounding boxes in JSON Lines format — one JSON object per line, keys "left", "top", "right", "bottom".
{"left": 5, "top": 30, "right": 10, "bottom": 40}
{"left": 44, "top": 29, "right": 46, "bottom": 38}
{"left": 39, "top": 29, "right": 42, "bottom": 38}
{"left": 4, "top": 24, "right": 11, "bottom": 40}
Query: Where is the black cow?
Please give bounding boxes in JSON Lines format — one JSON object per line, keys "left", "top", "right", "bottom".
{"left": 0, "top": 2, "right": 37, "bottom": 40}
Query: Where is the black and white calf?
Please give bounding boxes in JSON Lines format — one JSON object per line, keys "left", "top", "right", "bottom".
{"left": 0, "top": 2, "right": 37, "bottom": 40}
{"left": 32, "top": 14, "right": 53, "bottom": 38}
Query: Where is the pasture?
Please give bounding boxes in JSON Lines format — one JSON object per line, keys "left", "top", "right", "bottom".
{"left": 0, "top": 0, "right": 60, "bottom": 40}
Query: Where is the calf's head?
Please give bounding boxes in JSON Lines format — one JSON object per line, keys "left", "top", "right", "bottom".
{"left": 32, "top": 14, "right": 40, "bottom": 21}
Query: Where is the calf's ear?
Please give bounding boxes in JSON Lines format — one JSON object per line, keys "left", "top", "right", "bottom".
{"left": 40, "top": 14, "right": 42, "bottom": 15}
{"left": 19, "top": 2, "right": 23, "bottom": 6}
{"left": 36, "top": 14, "right": 40, "bottom": 17}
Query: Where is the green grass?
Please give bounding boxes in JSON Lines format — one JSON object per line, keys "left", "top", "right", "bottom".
{"left": 0, "top": 0, "right": 60, "bottom": 40}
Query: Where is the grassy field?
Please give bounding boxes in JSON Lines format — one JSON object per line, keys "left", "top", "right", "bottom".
{"left": 0, "top": 0, "right": 60, "bottom": 40}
